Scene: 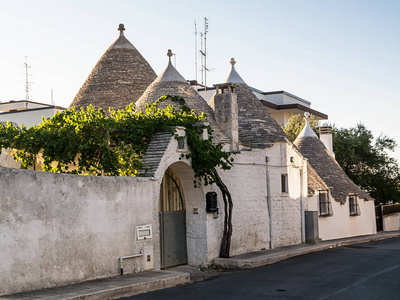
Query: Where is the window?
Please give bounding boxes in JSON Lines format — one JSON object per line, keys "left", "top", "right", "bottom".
{"left": 349, "top": 194, "right": 360, "bottom": 216}
{"left": 177, "top": 138, "right": 185, "bottom": 150}
{"left": 319, "top": 190, "right": 332, "bottom": 217}
{"left": 281, "top": 174, "right": 288, "bottom": 193}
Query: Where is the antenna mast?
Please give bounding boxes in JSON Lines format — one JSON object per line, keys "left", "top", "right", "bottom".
{"left": 200, "top": 32, "right": 204, "bottom": 85}
{"left": 24, "top": 57, "right": 31, "bottom": 101}
{"left": 194, "top": 20, "right": 198, "bottom": 82}
{"left": 204, "top": 17, "right": 209, "bottom": 102}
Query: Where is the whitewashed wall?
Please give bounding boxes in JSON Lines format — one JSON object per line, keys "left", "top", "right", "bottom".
{"left": 0, "top": 167, "right": 158, "bottom": 296}
{"left": 383, "top": 213, "right": 400, "bottom": 231}
{"left": 217, "top": 142, "right": 306, "bottom": 254}
{"left": 218, "top": 149, "right": 270, "bottom": 256}
{"left": 267, "top": 143, "right": 306, "bottom": 248}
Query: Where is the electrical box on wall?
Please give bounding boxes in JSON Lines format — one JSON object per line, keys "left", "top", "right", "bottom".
{"left": 136, "top": 224, "right": 153, "bottom": 240}
{"left": 143, "top": 245, "right": 154, "bottom": 270}
{"left": 206, "top": 192, "right": 218, "bottom": 213}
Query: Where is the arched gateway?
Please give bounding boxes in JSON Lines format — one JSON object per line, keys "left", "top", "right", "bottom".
{"left": 159, "top": 167, "right": 188, "bottom": 268}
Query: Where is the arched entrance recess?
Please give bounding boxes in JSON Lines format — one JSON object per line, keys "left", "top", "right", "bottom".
{"left": 159, "top": 166, "right": 188, "bottom": 268}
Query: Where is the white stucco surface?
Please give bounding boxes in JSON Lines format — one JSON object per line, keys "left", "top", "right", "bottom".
{"left": 0, "top": 108, "right": 64, "bottom": 128}
{"left": 0, "top": 167, "right": 157, "bottom": 296}
{"left": 383, "top": 213, "right": 400, "bottom": 231}
{"left": 315, "top": 196, "right": 376, "bottom": 240}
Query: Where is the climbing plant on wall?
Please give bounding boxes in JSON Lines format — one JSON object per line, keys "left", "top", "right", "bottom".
{"left": 0, "top": 95, "right": 235, "bottom": 257}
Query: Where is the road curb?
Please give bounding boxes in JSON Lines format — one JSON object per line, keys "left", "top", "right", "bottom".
{"left": 213, "top": 232, "right": 400, "bottom": 269}
{"left": 0, "top": 271, "right": 190, "bottom": 300}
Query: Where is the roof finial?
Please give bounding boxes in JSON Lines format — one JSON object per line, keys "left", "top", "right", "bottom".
{"left": 304, "top": 112, "right": 311, "bottom": 123}
{"left": 167, "top": 49, "right": 173, "bottom": 61}
{"left": 118, "top": 24, "right": 125, "bottom": 35}
{"left": 230, "top": 58, "right": 236, "bottom": 66}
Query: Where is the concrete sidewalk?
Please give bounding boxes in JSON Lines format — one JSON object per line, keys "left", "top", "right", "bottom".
{"left": 2, "top": 231, "right": 400, "bottom": 300}
{"left": 213, "top": 231, "right": 400, "bottom": 269}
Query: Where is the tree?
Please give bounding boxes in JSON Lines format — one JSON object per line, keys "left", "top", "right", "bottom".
{"left": 0, "top": 95, "right": 235, "bottom": 257}
{"left": 282, "top": 113, "right": 320, "bottom": 141}
{"left": 332, "top": 124, "right": 400, "bottom": 204}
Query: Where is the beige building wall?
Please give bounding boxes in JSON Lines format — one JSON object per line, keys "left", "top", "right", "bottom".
{"left": 307, "top": 194, "right": 377, "bottom": 241}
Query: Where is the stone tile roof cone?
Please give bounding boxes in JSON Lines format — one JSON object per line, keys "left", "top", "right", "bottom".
{"left": 294, "top": 112, "right": 373, "bottom": 203}
{"left": 69, "top": 24, "right": 157, "bottom": 114}
{"left": 223, "top": 58, "right": 246, "bottom": 84}
{"left": 135, "top": 50, "right": 229, "bottom": 143}
{"left": 210, "top": 58, "right": 288, "bottom": 148}
{"left": 154, "top": 49, "right": 186, "bottom": 83}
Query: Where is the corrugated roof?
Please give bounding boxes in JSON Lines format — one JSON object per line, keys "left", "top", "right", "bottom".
{"left": 294, "top": 120, "right": 373, "bottom": 203}
{"left": 69, "top": 24, "right": 157, "bottom": 114}
{"left": 135, "top": 51, "right": 229, "bottom": 143}
{"left": 210, "top": 58, "right": 288, "bottom": 148}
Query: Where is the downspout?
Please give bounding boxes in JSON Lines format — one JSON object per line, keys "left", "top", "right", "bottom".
{"left": 118, "top": 250, "right": 143, "bottom": 275}
{"left": 300, "top": 168, "right": 305, "bottom": 243}
{"left": 265, "top": 156, "right": 274, "bottom": 249}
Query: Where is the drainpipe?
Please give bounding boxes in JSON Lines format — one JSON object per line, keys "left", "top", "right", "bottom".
{"left": 118, "top": 250, "right": 143, "bottom": 275}
{"left": 300, "top": 168, "right": 305, "bottom": 243}
{"left": 265, "top": 156, "right": 274, "bottom": 249}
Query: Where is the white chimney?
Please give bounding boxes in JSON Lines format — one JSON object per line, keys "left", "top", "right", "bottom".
{"left": 319, "top": 126, "right": 335, "bottom": 157}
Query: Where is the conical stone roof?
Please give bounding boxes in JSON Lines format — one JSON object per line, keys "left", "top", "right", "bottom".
{"left": 135, "top": 50, "right": 229, "bottom": 143}
{"left": 69, "top": 24, "right": 157, "bottom": 113}
{"left": 210, "top": 58, "right": 287, "bottom": 148}
{"left": 294, "top": 116, "right": 372, "bottom": 203}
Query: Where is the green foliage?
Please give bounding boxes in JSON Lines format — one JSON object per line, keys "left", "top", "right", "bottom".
{"left": 333, "top": 124, "right": 400, "bottom": 204}
{"left": 282, "top": 114, "right": 320, "bottom": 141}
{"left": 0, "top": 95, "right": 233, "bottom": 185}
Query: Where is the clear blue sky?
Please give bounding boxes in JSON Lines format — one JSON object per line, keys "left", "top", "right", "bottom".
{"left": 1, "top": 0, "right": 399, "bottom": 160}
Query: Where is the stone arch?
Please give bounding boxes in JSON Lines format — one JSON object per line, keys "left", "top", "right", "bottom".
{"left": 157, "top": 161, "right": 208, "bottom": 267}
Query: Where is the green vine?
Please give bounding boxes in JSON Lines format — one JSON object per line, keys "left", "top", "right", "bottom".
{"left": 0, "top": 94, "right": 236, "bottom": 258}
{"left": 0, "top": 95, "right": 233, "bottom": 184}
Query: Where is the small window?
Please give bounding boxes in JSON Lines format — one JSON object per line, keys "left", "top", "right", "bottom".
{"left": 177, "top": 138, "right": 185, "bottom": 150}
{"left": 319, "top": 190, "right": 332, "bottom": 217}
{"left": 349, "top": 194, "right": 360, "bottom": 216}
{"left": 281, "top": 174, "right": 288, "bottom": 193}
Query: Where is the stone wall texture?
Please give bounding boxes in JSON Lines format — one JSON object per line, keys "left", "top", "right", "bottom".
{"left": 0, "top": 167, "right": 157, "bottom": 296}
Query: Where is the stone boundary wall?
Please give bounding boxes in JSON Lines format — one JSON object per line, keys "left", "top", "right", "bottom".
{"left": 0, "top": 167, "right": 157, "bottom": 296}
{"left": 383, "top": 212, "right": 400, "bottom": 231}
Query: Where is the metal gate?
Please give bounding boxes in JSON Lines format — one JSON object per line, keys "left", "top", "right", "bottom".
{"left": 375, "top": 205, "right": 383, "bottom": 232}
{"left": 159, "top": 167, "right": 187, "bottom": 268}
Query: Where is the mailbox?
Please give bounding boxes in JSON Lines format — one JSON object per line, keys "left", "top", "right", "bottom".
{"left": 206, "top": 192, "right": 218, "bottom": 213}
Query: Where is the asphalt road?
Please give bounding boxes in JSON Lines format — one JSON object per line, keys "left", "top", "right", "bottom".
{"left": 122, "top": 237, "right": 400, "bottom": 299}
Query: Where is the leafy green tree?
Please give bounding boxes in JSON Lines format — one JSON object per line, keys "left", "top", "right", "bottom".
{"left": 282, "top": 113, "right": 320, "bottom": 141}
{"left": 0, "top": 95, "right": 235, "bottom": 257}
{"left": 333, "top": 124, "right": 400, "bottom": 204}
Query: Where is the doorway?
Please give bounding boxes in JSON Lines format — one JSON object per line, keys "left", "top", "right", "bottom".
{"left": 159, "top": 167, "right": 188, "bottom": 268}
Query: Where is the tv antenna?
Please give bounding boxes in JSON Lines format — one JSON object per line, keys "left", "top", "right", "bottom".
{"left": 24, "top": 57, "right": 32, "bottom": 101}
{"left": 195, "top": 18, "right": 211, "bottom": 101}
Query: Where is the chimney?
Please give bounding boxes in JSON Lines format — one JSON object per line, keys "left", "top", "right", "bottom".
{"left": 212, "top": 82, "right": 239, "bottom": 152}
{"left": 319, "top": 126, "right": 335, "bottom": 157}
